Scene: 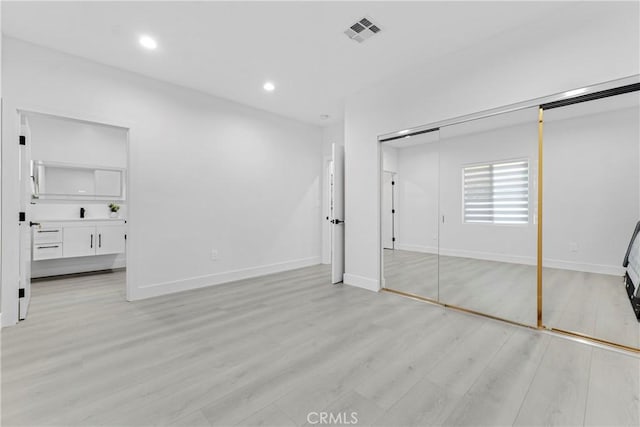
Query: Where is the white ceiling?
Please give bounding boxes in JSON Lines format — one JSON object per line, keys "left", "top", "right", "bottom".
{"left": 2, "top": 1, "right": 587, "bottom": 126}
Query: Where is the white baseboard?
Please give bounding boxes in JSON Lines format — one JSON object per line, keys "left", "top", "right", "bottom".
{"left": 130, "top": 256, "right": 321, "bottom": 300}
{"left": 32, "top": 254, "right": 126, "bottom": 278}
{"left": 343, "top": 273, "right": 380, "bottom": 292}
{"left": 395, "top": 244, "right": 438, "bottom": 254}
{"left": 439, "top": 248, "right": 536, "bottom": 266}
{"left": 543, "top": 260, "right": 624, "bottom": 276}
{"left": 422, "top": 247, "right": 623, "bottom": 276}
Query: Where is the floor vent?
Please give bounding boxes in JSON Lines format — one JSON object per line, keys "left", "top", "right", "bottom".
{"left": 344, "top": 17, "right": 382, "bottom": 43}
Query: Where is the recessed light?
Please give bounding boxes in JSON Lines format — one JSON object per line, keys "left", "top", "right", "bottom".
{"left": 263, "top": 82, "right": 275, "bottom": 92}
{"left": 565, "top": 88, "right": 587, "bottom": 97}
{"left": 139, "top": 35, "right": 158, "bottom": 50}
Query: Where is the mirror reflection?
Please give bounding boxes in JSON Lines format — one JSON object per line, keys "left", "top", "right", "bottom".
{"left": 543, "top": 91, "right": 640, "bottom": 348}
{"left": 33, "top": 160, "right": 125, "bottom": 200}
{"left": 382, "top": 131, "right": 440, "bottom": 300}
{"left": 380, "top": 86, "right": 640, "bottom": 350}
{"left": 438, "top": 107, "right": 539, "bottom": 326}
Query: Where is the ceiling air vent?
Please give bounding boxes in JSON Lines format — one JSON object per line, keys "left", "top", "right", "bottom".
{"left": 344, "top": 17, "right": 382, "bottom": 43}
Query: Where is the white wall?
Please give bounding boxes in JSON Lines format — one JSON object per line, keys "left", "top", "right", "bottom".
{"left": 544, "top": 103, "right": 639, "bottom": 274}
{"left": 2, "top": 38, "right": 323, "bottom": 325}
{"left": 344, "top": 3, "right": 640, "bottom": 291}
{"left": 31, "top": 253, "right": 126, "bottom": 279}
{"left": 382, "top": 145, "right": 397, "bottom": 173}
{"left": 31, "top": 204, "right": 128, "bottom": 222}
{"left": 0, "top": 1, "right": 3, "bottom": 311}
{"left": 29, "top": 114, "right": 127, "bottom": 167}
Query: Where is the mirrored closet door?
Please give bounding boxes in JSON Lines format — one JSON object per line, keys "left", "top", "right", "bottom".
{"left": 380, "top": 79, "right": 640, "bottom": 351}
{"left": 381, "top": 130, "right": 440, "bottom": 301}
{"left": 542, "top": 91, "right": 640, "bottom": 349}
{"left": 437, "top": 107, "right": 539, "bottom": 326}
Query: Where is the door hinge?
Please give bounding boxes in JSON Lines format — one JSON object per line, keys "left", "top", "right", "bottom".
{"left": 391, "top": 181, "right": 395, "bottom": 185}
{"left": 19, "top": 135, "right": 26, "bottom": 146}
{"left": 124, "top": 234, "right": 127, "bottom": 240}
{"left": 19, "top": 288, "right": 25, "bottom": 298}
{"left": 392, "top": 237, "right": 396, "bottom": 242}
{"left": 19, "top": 212, "right": 26, "bottom": 222}
{"left": 392, "top": 209, "right": 395, "bottom": 214}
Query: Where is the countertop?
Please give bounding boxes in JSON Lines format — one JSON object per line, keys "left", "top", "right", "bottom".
{"left": 34, "top": 218, "right": 127, "bottom": 223}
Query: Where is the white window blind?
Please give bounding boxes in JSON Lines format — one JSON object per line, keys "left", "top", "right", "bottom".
{"left": 463, "top": 159, "right": 529, "bottom": 224}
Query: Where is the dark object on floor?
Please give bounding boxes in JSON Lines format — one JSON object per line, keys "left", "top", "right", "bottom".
{"left": 622, "top": 221, "right": 640, "bottom": 321}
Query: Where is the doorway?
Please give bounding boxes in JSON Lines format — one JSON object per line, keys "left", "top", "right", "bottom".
{"left": 15, "top": 110, "right": 129, "bottom": 322}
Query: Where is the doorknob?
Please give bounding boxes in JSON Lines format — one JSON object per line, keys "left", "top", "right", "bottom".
{"left": 331, "top": 219, "right": 344, "bottom": 225}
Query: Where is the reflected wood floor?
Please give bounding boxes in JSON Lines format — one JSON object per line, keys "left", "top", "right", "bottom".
{"left": 384, "top": 249, "right": 640, "bottom": 348}
{"left": 2, "top": 265, "right": 639, "bottom": 426}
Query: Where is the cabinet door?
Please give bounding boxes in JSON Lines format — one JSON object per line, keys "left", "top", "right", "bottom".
{"left": 96, "top": 225, "right": 126, "bottom": 255}
{"left": 63, "top": 226, "right": 96, "bottom": 258}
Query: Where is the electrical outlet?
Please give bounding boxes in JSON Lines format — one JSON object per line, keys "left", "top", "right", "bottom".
{"left": 569, "top": 242, "right": 578, "bottom": 253}
{"left": 211, "top": 249, "right": 219, "bottom": 260}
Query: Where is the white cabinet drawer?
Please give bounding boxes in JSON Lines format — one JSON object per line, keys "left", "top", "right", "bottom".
{"left": 33, "top": 228, "right": 63, "bottom": 244}
{"left": 33, "top": 244, "right": 63, "bottom": 260}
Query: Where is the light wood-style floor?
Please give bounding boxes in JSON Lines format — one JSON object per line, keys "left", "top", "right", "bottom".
{"left": 384, "top": 249, "right": 640, "bottom": 349}
{"left": 2, "top": 265, "right": 639, "bottom": 426}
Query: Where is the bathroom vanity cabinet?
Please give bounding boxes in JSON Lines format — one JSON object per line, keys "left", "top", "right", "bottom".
{"left": 32, "top": 220, "right": 126, "bottom": 261}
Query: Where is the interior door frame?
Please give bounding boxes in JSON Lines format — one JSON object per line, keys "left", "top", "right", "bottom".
{"left": 1, "top": 102, "right": 133, "bottom": 326}
{"left": 378, "top": 140, "right": 385, "bottom": 290}
{"left": 17, "top": 113, "right": 34, "bottom": 320}
{"left": 322, "top": 155, "right": 333, "bottom": 265}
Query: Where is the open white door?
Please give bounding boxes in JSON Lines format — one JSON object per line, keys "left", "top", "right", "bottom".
{"left": 18, "top": 114, "right": 33, "bottom": 320}
{"left": 330, "top": 143, "right": 345, "bottom": 284}
{"left": 382, "top": 172, "right": 395, "bottom": 249}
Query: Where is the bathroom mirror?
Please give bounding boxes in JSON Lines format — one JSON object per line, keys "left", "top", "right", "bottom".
{"left": 32, "top": 161, "right": 126, "bottom": 201}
